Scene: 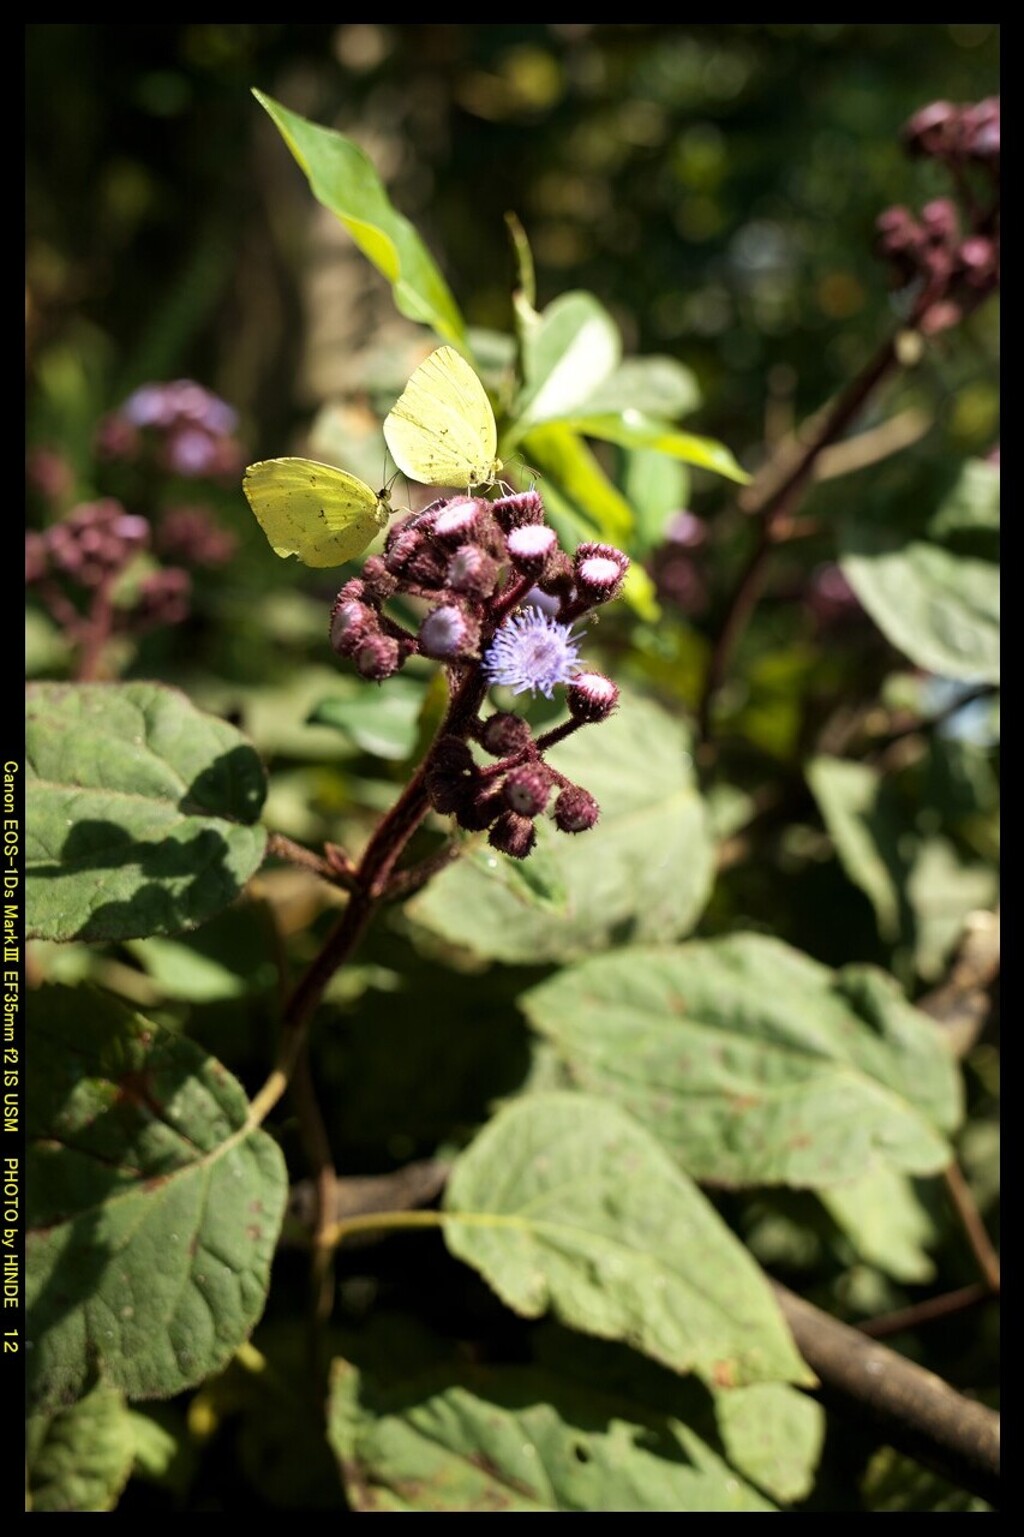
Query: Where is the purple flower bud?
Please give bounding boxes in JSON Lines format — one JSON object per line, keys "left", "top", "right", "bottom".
{"left": 134, "top": 568, "right": 192, "bottom": 630}
{"left": 553, "top": 785, "right": 600, "bottom": 834}
{"left": 26, "top": 532, "right": 48, "bottom": 584}
{"left": 502, "top": 763, "right": 553, "bottom": 817}
{"left": 433, "top": 496, "right": 486, "bottom": 543}
{"left": 447, "top": 544, "right": 500, "bottom": 596}
{"left": 488, "top": 810, "right": 537, "bottom": 860}
{"left": 478, "top": 712, "right": 533, "bottom": 757}
{"left": 458, "top": 786, "right": 506, "bottom": 832}
{"left": 919, "top": 299, "right": 962, "bottom": 335}
{"left": 163, "top": 424, "right": 221, "bottom": 478}
{"left": 903, "top": 100, "right": 957, "bottom": 157}
{"left": 433, "top": 735, "right": 476, "bottom": 774}
{"left": 384, "top": 524, "right": 428, "bottom": 573}
{"left": 574, "top": 542, "right": 629, "bottom": 604}
{"left": 665, "top": 511, "right": 707, "bottom": 549}
{"left": 330, "top": 596, "right": 378, "bottom": 657}
{"left": 355, "top": 633, "right": 402, "bottom": 681}
{"left": 507, "top": 524, "right": 557, "bottom": 576}
{"left": 921, "top": 199, "right": 959, "bottom": 245}
{"left": 567, "top": 671, "right": 620, "bottom": 723}
{"left": 491, "top": 489, "right": 545, "bottom": 531}
{"left": 157, "top": 506, "right": 235, "bottom": 567}
{"left": 963, "top": 96, "right": 1000, "bottom": 160}
{"left": 419, "top": 603, "right": 481, "bottom": 660}
{"left": 361, "top": 555, "right": 399, "bottom": 601}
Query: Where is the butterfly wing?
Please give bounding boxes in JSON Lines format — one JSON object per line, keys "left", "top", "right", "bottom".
{"left": 384, "top": 346, "right": 502, "bottom": 490}
{"left": 243, "top": 457, "right": 390, "bottom": 568}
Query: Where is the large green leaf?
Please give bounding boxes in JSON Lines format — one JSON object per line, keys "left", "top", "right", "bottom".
{"left": 254, "top": 90, "right": 467, "bottom": 350}
{"left": 513, "top": 291, "right": 621, "bottom": 431}
{"left": 522, "top": 935, "right": 962, "bottom": 1187}
{"left": 329, "top": 1361, "right": 776, "bottom": 1512}
{"left": 26, "top": 682, "right": 267, "bottom": 942}
{"left": 409, "top": 688, "right": 713, "bottom": 964}
{"left": 444, "top": 1092, "right": 811, "bottom": 1388}
{"left": 308, "top": 679, "right": 425, "bottom": 761}
{"left": 27, "top": 1377, "right": 135, "bottom": 1513}
{"left": 26, "top": 987, "right": 288, "bottom": 1412}
{"left": 840, "top": 524, "right": 999, "bottom": 684}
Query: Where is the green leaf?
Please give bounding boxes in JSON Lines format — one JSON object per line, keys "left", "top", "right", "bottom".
{"left": 410, "top": 689, "right": 713, "bottom": 964}
{"left": 329, "top": 1361, "right": 777, "bottom": 1512}
{"left": 819, "top": 1167, "right": 938, "bottom": 1283}
{"left": 840, "top": 523, "right": 999, "bottom": 684}
{"left": 576, "top": 355, "right": 702, "bottom": 420}
{"left": 623, "top": 448, "right": 691, "bottom": 555}
{"left": 254, "top": 90, "right": 467, "bottom": 350}
{"left": 926, "top": 457, "right": 1000, "bottom": 541}
{"left": 806, "top": 756, "right": 908, "bottom": 943}
{"left": 444, "top": 1092, "right": 811, "bottom": 1388}
{"left": 862, "top": 1446, "right": 992, "bottom": 1512}
{"left": 25, "top": 682, "right": 267, "bottom": 943}
{"left": 521, "top": 421, "right": 635, "bottom": 542}
{"left": 514, "top": 291, "right": 621, "bottom": 430}
{"left": 563, "top": 411, "right": 751, "bottom": 484}
{"left": 521, "top": 935, "right": 962, "bottom": 1187}
{"left": 906, "top": 835, "right": 998, "bottom": 984}
{"left": 26, "top": 987, "right": 288, "bottom": 1413}
{"left": 27, "top": 1377, "right": 135, "bottom": 1513}
{"left": 308, "top": 680, "right": 425, "bottom": 761}
{"left": 713, "top": 1382, "right": 825, "bottom": 1505}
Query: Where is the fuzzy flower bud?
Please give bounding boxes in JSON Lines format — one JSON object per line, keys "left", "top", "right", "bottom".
{"left": 458, "top": 785, "right": 506, "bottom": 832}
{"left": 360, "top": 555, "right": 399, "bottom": 601}
{"left": 574, "top": 542, "right": 630, "bottom": 604}
{"left": 506, "top": 524, "right": 558, "bottom": 577}
{"left": 330, "top": 595, "right": 378, "bottom": 657}
{"left": 419, "top": 603, "right": 481, "bottom": 660}
{"left": 478, "top": 712, "right": 533, "bottom": 757}
{"left": 567, "top": 671, "right": 620, "bottom": 723}
{"left": 134, "top": 568, "right": 192, "bottom": 630}
{"left": 553, "top": 784, "right": 600, "bottom": 834}
{"left": 432, "top": 496, "right": 486, "bottom": 544}
{"left": 488, "top": 810, "right": 537, "bottom": 860}
{"left": 447, "top": 544, "right": 500, "bottom": 597}
{"left": 355, "top": 633, "right": 402, "bottom": 681}
{"left": 502, "top": 763, "right": 553, "bottom": 818}
{"left": 903, "top": 100, "right": 957, "bottom": 158}
{"left": 491, "top": 489, "right": 545, "bottom": 532}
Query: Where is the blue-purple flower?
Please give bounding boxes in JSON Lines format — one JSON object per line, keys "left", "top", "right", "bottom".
{"left": 483, "top": 609, "right": 582, "bottom": 698}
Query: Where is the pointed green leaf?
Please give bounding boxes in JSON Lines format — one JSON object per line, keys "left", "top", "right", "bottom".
{"left": 445, "top": 1092, "right": 811, "bottom": 1388}
{"left": 564, "top": 411, "right": 750, "bottom": 484}
{"left": 410, "top": 689, "right": 713, "bottom": 963}
{"left": 927, "top": 457, "right": 1000, "bottom": 541}
{"left": 254, "top": 90, "right": 467, "bottom": 349}
{"left": 26, "top": 987, "right": 288, "bottom": 1412}
{"left": 329, "top": 1361, "right": 777, "bottom": 1511}
{"left": 27, "top": 1377, "right": 135, "bottom": 1513}
{"left": 26, "top": 681, "right": 267, "bottom": 942}
{"left": 522, "top": 935, "right": 962, "bottom": 1187}
{"left": 521, "top": 421, "right": 635, "bottom": 542}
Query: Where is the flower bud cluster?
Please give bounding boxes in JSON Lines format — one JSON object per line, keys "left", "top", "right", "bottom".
{"left": 25, "top": 497, "right": 193, "bottom": 639}
{"left": 330, "top": 484, "right": 628, "bottom": 857}
{"left": 875, "top": 97, "right": 999, "bottom": 335}
{"left": 96, "top": 379, "right": 244, "bottom": 481}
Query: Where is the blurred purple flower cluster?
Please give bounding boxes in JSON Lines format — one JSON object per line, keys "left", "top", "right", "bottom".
{"left": 330, "top": 486, "right": 627, "bottom": 859}
{"left": 96, "top": 379, "right": 244, "bottom": 480}
{"left": 876, "top": 97, "right": 999, "bottom": 335}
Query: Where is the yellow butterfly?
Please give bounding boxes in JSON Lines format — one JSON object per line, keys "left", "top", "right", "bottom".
{"left": 242, "top": 457, "right": 392, "bottom": 568}
{"left": 384, "top": 346, "right": 503, "bottom": 491}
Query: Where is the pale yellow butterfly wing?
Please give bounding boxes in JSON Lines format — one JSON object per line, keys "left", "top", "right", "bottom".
{"left": 243, "top": 457, "right": 391, "bottom": 568}
{"left": 383, "top": 346, "right": 502, "bottom": 490}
